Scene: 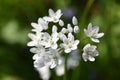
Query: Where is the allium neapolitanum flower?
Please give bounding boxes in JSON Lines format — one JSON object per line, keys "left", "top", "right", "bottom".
{"left": 27, "top": 9, "right": 104, "bottom": 80}
{"left": 82, "top": 44, "right": 99, "bottom": 62}
{"left": 27, "top": 9, "right": 80, "bottom": 70}
{"left": 60, "top": 33, "right": 79, "bottom": 53}
{"left": 84, "top": 23, "right": 104, "bottom": 43}
{"left": 43, "top": 9, "right": 62, "bottom": 23}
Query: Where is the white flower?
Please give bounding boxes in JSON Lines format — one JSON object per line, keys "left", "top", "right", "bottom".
{"left": 55, "top": 64, "right": 64, "bottom": 76}
{"left": 41, "top": 29, "right": 59, "bottom": 49}
{"left": 67, "top": 50, "right": 80, "bottom": 69}
{"left": 84, "top": 23, "right": 104, "bottom": 43}
{"left": 82, "top": 44, "right": 99, "bottom": 62}
{"left": 27, "top": 32, "right": 44, "bottom": 46}
{"left": 60, "top": 33, "right": 79, "bottom": 53}
{"left": 43, "top": 9, "right": 62, "bottom": 23}
{"left": 31, "top": 18, "right": 48, "bottom": 32}
{"left": 37, "top": 66, "right": 50, "bottom": 80}
{"left": 72, "top": 16, "right": 78, "bottom": 25}
{"left": 47, "top": 48, "right": 62, "bottom": 69}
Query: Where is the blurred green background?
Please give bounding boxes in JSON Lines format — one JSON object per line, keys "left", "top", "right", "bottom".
{"left": 0, "top": 0, "right": 120, "bottom": 80}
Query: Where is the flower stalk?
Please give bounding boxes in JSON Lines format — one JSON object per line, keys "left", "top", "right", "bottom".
{"left": 64, "top": 54, "right": 68, "bottom": 80}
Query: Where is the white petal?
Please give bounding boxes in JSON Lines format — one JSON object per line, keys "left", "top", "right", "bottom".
{"left": 31, "top": 23, "right": 38, "bottom": 29}
{"left": 68, "top": 33, "right": 74, "bottom": 41}
{"left": 74, "top": 26, "right": 79, "bottom": 33}
{"left": 55, "top": 65, "right": 64, "bottom": 76}
{"left": 96, "top": 33, "right": 104, "bottom": 38}
{"left": 62, "top": 36, "right": 68, "bottom": 43}
{"left": 38, "top": 18, "right": 44, "bottom": 24}
{"left": 84, "top": 29, "right": 89, "bottom": 36}
{"left": 49, "top": 9, "right": 55, "bottom": 16}
{"left": 59, "top": 33, "right": 66, "bottom": 40}
{"left": 50, "top": 61, "right": 57, "bottom": 69}
{"left": 34, "top": 59, "right": 45, "bottom": 68}
{"left": 93, "top": 50, "right": 99, "bottom": 56}
{"left": 91, "top": 38, "right": 99, "bottom": 43}
{"left": 51, "top": 44, "right": 58, "bottom": 49}
{"left": 88, "top": 56, "right": 95, "bottom": 62}
{"left": 93, "top": 26, "right": 99, "bottom": 33}
{"left": 67, "top": 24, "right": 73, "bottom": 32}
{"left": 82, "top": 53, "right": 88, "bottom": 62}
{"left": 88, "top": 23, "right": 92, "bottom": 32}
{"left": 33, "top": 54, "right": 39, "bottom": 60}
{"left": 72, "top": 16, "right": 78, "bottom": 25}
{"left": 71, "top": 46, "right": 77, "bottom": 50}
{"left": 74, "top": 40, "right": 79, "bottom": 46}
{"left": 52, "top": 25, "right": 57, "bottom": 32}
{"left": 37, "top": 66, "right": 50, "bottom": 80}
{"left": 30, "top": 48, "right": 37, "bottom": 53}
{"left": 43, "top": 16, "right": 53, "bottom": 22}
{"left": 56, "top": 9, "right": 62, "bottom": 18}
{"left": 83, "top": 44, "right": 90, "bottom": 51}
{"left": 59, "top": 20, "right": 64, "bottom": 26}
{"left": 61, "top": 28, "right": 67, "bottom": 33}
{"left": 65, "top": 48, "right": 71, "bottom": 53}
{"left": 28, "top": 33, "right": 35, "bottom": 40}
{"left": 27, "top": 41, "right": 36, "bottom": 46}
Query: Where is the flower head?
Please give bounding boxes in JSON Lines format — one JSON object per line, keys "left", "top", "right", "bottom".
{"left": 84, "top": 23, "right": 104, "bottom": 43}
{"left": 82, "top": 44, "right": 99, "bottom": 62}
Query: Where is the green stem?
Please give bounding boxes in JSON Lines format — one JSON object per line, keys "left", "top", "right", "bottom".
{"left": 80, "top": 0, "right": 95, "bottom": 27}
{"left": 64, "top": 54, "right": 68, "bottom": 80}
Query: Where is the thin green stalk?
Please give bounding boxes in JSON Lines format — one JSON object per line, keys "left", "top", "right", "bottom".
{"left": 64, "top": 54, "right": 68, "bottom": 80}
{"left": 80, "top": 0, "right": 95, "bottom": 27}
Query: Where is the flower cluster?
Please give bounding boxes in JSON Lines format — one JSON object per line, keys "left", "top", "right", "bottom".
{"left": 27, "top": 9, "right": 79, "bottom": 70}
{"left": 27, "top": 9, "right": 104, "bottom": 80}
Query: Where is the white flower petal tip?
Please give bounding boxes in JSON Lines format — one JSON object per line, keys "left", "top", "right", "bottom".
{"left": 84, "top": 23, "right": 104, "bottom": 43}
{"left": 82, "top": 44, "right": 99, "bottom": 62}
{"left": 72, "top": 16, "right": 78, "bottom": 25}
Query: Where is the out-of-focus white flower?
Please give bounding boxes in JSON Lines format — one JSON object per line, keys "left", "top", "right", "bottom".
{"left": 43, "top": 9, "right": 62, "bottom": 23}
{"left": 33, "top": 48, "right": 62, "bottom": 69}
{"left": 37, "top": 66, "right": 50, "bottom": 80}
{"left": 82, "top": 44, "right": 99, "bottom": 62}
{"left": 74, "top": 26, "right": 79, "bottom": 33}
{"left": 84, "top": 23, "right": 104, "bottom": 43}
{"left": 31, "top": 18, "right": 48, "bottom": 32}
{"left": 67, "top": 50, "right": 80, "bottom": 69}
{"left": 46, "top": 48, "right": 62, "bottom": 69}
{"left": 55, "top": 64, "right": 64, "bottom": 76}
{"left": 27, "top": 32, "right": 44, "bottom": 46}
{"left": 60, "top": 33, "right": 79, "bottom": 53}
{"left": 59, "top": 20, "right": 64, "bottom": 26}
{"left": 72, "top": 16, "right": 78, "bottom": 25}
